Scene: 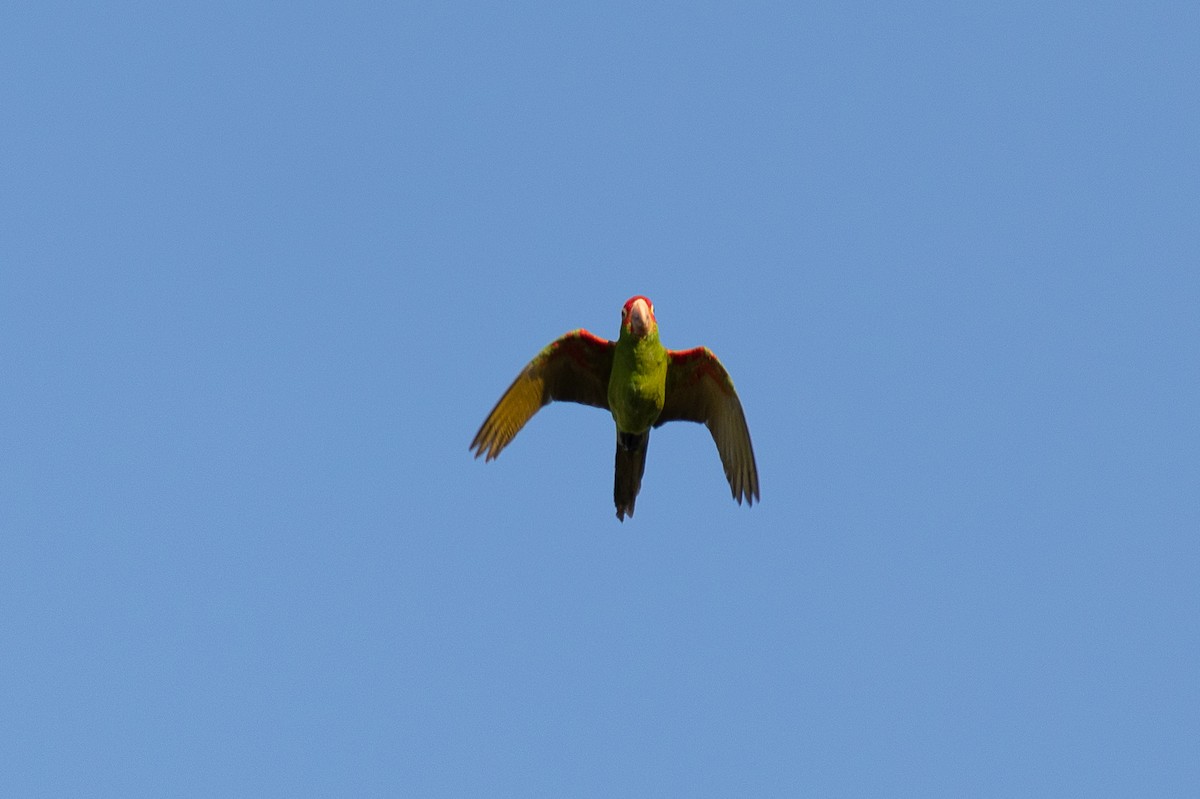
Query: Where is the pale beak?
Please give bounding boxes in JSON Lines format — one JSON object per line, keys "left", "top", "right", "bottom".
{"left": 629, "top": 299, "right": 651, "bottom": 336}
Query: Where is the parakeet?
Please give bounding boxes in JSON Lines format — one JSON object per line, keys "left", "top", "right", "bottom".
{"left": 471, "top": 296, "right": 759, "bottom": 521}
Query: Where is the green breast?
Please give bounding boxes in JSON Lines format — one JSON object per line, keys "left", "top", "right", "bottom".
{"left": 608, "top": 333, "right": 667, "bottom": 434}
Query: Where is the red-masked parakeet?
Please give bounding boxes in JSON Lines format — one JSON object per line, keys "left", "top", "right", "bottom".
{"left": 471, "top": 296, "right": 759, "bottom": 521}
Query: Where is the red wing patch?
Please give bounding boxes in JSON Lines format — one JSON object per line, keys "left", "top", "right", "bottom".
{"left": 551, "top": 330, "right": 612, "bottom": 369}
{"left": 669, "top": 347, "right": 734, "bottom": 395}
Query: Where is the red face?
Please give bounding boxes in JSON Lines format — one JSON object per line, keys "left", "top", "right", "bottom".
{"left": 620, "top": 295, "right": 656, "bottom": 337}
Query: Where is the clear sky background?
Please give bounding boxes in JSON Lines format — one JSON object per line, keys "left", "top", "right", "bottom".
{"left": 3, "top": 2, "right": 1198, "bottom": 796}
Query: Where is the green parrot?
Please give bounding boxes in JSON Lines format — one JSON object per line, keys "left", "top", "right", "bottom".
{"left": 471, "top": 295, "right": 759, "bottom": 520}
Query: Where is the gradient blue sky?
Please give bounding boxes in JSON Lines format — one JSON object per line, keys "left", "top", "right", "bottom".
{"left": 3, "top": 2, "right": 1198, "bottom": 796}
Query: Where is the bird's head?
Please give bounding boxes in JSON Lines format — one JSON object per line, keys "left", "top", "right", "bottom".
{"left": 621, "top": 295, "right": 656, "bottom": 338}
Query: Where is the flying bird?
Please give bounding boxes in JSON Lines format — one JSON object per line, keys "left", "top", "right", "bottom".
{"left": 470, "top": 296, "right": 759, "bottom": 520}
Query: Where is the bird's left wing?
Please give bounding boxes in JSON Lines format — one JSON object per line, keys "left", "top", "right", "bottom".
{"left": 470, "top": 329, "right": 615, "bottom": 461}
{"left": 655, "top": 347, "right": 759, "bottom": 505}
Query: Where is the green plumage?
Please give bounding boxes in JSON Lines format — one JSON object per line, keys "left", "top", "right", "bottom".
{"left": 608, "top": 324, "right": 668, "bottom": 435}
{"left": 470, "top": 295, "right": 759, "bottom": 522}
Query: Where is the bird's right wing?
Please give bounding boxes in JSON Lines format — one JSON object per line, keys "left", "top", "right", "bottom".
{"left": 470, "top": 329, "right": 615, "bottom": 461}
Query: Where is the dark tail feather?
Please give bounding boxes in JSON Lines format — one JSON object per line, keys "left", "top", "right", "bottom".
{"left": 614, "top": 431, "right": 649, "bottom": 522}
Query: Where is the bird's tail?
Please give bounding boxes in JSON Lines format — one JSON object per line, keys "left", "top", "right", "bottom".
{"left": 614, "top": 431, "right": 649, "bottom": 522}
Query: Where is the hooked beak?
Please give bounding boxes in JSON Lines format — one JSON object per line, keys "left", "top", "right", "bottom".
{"left": 629, "top": 298, "right": 652, "bottom": 336}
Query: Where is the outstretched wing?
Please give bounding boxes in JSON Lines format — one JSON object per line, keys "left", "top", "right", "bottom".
{"left": 655, "top": 347, "right": 759, "bottom": 505}
{"left": 470, "top": 329, "right": 615, "bottom": 461}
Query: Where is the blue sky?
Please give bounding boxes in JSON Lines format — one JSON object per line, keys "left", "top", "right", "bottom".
{"left": 3, "top": 2, "right": 1198, "bottom": 795}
